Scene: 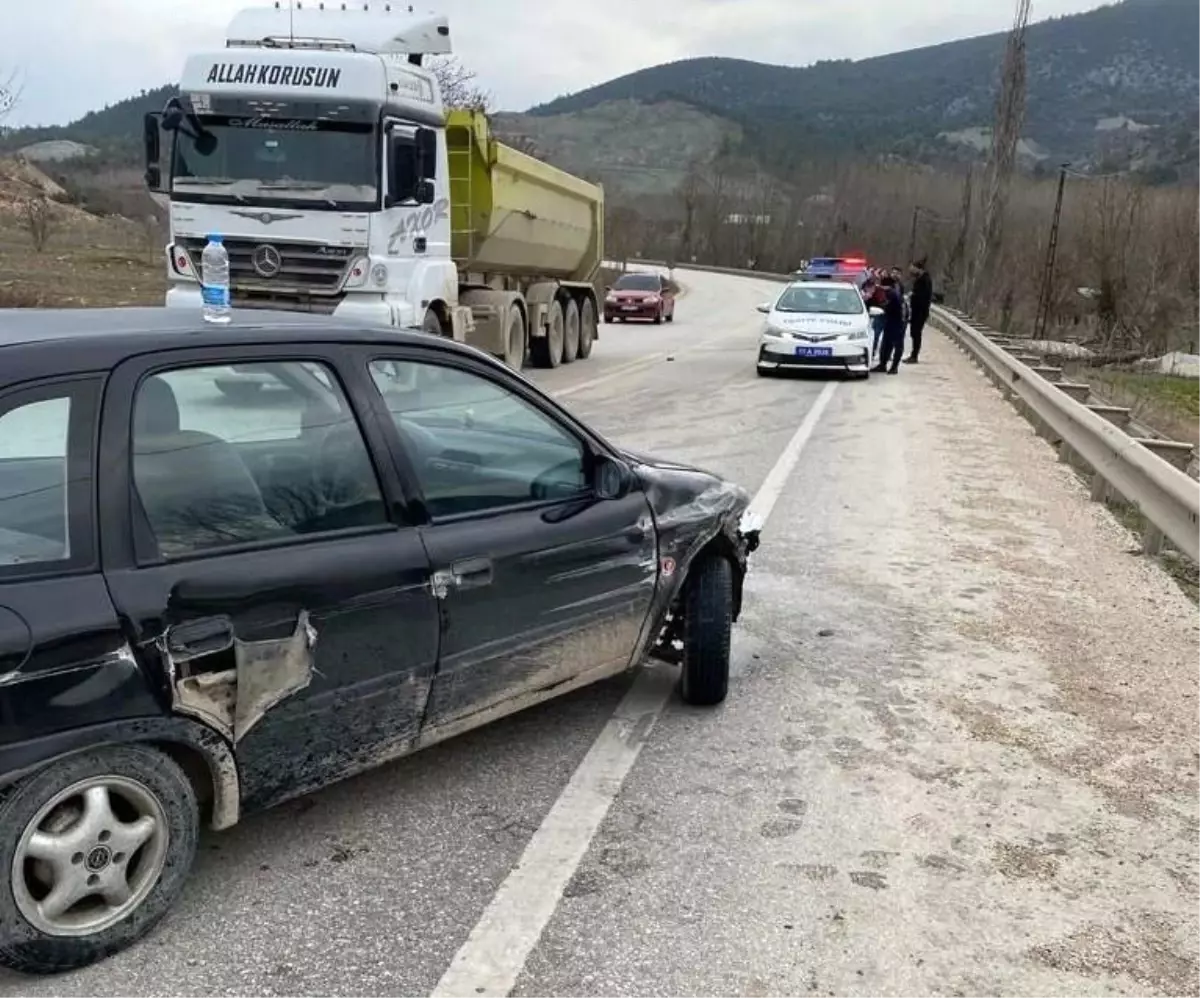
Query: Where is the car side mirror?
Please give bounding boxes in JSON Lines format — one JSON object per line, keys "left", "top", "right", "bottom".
{"left": 415, "top": 178, "right": 435, "bottom": 205}
{"left": 594, "top": 455, "right": 634, "bottom": 500}
{"left": 868, "top": 306, "right": 884, "bottom": 317}
{"left": 755, "top": 303, "right": 771, "bottom": 314}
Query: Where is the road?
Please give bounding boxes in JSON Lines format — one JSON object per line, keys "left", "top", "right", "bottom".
{"left": 3, "top": 267, "right": 1197, "bottom": 997}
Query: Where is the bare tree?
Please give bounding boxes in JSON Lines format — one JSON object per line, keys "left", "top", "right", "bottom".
{"left": 965, "top": 0, "right": 1030, "bottom": 307}
{"left": 19, "top": 196, "right": 55, "bottom": 252}
{"left": 428, "top": 56, "right": 491, "bottom": 112}
{"left": 0, "top": 66, "right": 22, "bottom": 128}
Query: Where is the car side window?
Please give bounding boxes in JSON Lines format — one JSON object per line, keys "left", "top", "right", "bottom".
{"left": 0, "top": 395, "right": 73, "bottom": 569}
{"left": 367, "top": 360, "right": 589, "bottom": 518}
{"left": 132, "top": 361, "right": 389, "bottom": 560}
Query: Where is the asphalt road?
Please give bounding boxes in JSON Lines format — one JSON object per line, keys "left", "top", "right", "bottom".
{"left": 3, "top": 267, "right": 1197, "bottom": 997}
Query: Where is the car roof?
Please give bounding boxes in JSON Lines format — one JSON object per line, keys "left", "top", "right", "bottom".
{"left": 0, "top": 307, "right": 475, "bottom": 386}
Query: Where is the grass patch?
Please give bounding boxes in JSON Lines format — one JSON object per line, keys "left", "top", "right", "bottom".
{"left": 1161, "top": 552, "right": 1200, "bottom": 603}
{"left": 1082, "top": 368, "right": 1199, "bottom": 445}
{"left": 0, "top": 212, "right": 166, "bottom": 308}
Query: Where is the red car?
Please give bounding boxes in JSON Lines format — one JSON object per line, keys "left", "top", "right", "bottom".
{"left": 603, "top": 272, "right": 676, "bottom": 324}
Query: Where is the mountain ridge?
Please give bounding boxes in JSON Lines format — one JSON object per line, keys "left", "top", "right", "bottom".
{"left": 0, "top": 0, "right": 1195, "bottom": 187}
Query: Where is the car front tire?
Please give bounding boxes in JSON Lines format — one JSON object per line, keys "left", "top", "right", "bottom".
{"left": 680, "top": 556, "right": 733, "bottom": 706}
{"left": 0, "top": 745, "right": 199, "bottom": 975}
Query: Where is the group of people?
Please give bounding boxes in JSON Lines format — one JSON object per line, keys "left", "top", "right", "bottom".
{"left": 861, "top": 260, "right": 933, "bottom": 375}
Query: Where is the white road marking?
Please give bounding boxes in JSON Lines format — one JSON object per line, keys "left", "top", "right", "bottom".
{"left": 430, "top": 381, "right": 840, "bottom": 998}
{"left": 744, "top": 380, "right": 839, "bottom": 523}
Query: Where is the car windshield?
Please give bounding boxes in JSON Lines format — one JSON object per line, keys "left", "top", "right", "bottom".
{"left": 171, "top": 117, "right": 378, "bottom": 207}
{"left": 613, "top": 274, "right": 660, "bottom": 292}
{"left": 775, "top": 286, "right": 864, "bottom": 315}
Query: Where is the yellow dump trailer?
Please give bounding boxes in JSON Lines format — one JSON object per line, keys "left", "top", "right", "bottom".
{"left": 445, "top": 109, "right": 605, "bottom": 368}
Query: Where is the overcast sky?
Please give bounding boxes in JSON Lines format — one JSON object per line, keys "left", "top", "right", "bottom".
{"left": 3, "top": 0, "right": 1110, "bottom": 128}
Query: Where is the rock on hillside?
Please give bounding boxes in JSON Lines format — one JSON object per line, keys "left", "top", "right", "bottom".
{"left": 0, "top": 156, "right": 68, "bottom": 203}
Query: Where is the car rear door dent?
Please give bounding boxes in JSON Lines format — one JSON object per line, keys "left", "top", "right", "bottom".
{"left": 161, "top": 610, "right": 318, "bottom": 744}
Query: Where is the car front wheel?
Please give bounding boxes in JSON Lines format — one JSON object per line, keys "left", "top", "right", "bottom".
{"left": 0, "top": 744, "right": 199, "bottom": 975}
{"left": 680, "top": 555, "right": 733, "bottom": 706}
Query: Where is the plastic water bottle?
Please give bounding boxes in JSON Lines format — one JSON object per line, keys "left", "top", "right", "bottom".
{"left": 201, "top": 233, "right": 231, "bottom": 324}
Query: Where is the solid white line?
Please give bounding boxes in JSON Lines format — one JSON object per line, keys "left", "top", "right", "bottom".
{"left": 430, "top": 381, "right": 840, "bottom": 998}
{"left": 745, "top": 380, "right": 839, "bottom": 523}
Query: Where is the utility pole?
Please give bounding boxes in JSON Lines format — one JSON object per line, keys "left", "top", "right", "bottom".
{"left": 1033, "top": 163, "right": 1069, "bottom": 342}
{"left": 907, "top": 205, "right": 920, "bottom": 263}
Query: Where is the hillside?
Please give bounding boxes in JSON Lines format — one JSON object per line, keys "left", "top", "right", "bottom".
{"left": 0, "top": 0, "right": 1194, "bottom": 195}
{"left": 532, "top": 0, "right": 1199, "bottom": 181}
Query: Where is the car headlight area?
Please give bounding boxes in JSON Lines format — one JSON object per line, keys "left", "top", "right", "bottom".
{"left": 757, "top": 325, "right": 872, "bottom": 373}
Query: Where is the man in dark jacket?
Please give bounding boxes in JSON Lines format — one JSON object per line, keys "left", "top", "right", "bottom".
{"left": 905, "top": 258, "right": 933, "bottom": 364}
{"left": 873, "top": 276, "right": 906, "bottom": 375}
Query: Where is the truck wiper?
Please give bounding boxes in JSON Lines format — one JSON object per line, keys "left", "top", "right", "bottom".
{"left": 256, "top": 181, "right": 331, "bottom": 191}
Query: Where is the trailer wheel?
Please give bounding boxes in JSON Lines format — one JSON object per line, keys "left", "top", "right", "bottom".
{"left": 561, "top": 299, "right": 580, "bottom": 364}
{"left": 578, "top": 298, "right": 596, "bottom": 359}
{"left": 503, "top": 305, "right": 526, "bottom": 370}
{"left": 531, "top": 301, "right": 564, "bottom": 369}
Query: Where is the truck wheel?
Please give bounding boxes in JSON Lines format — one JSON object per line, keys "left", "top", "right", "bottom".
{"left": 679, "top": 556, "right": 733, "bottom": 707}
{"left": 561, "top": 299, "right": 580, "bottom": 364}
{"left": 0, "top": 744, "right": 199, "bottom": 975}
{"left": 503, "top": 305, "right": 526, "bottom": 370}
{"left": 531, "top": 301, "right": 564, "bottom": 369}
{"left": 578, "top": 298, "right": 597, "bottom": 358}
{"left": 422, "top": 309, "right": 443, "bottom": 335}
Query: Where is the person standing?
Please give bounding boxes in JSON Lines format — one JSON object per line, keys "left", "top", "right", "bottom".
{"left": 872, "top": 276, "right": 906, "bottom": 375}
{"left": 905, "top": 258, "right": 933, "bottom": 364}
{"left": 865, "top": 274, "right": 888, "bottom": 360}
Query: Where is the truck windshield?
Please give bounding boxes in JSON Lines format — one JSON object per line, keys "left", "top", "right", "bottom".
{"left": 171, "top": 118, "right": 377, "bottom": 209}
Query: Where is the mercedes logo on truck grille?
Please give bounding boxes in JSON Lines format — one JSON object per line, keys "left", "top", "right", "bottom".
{"left": 252, "top": 244, "right": 282, "bottom": 278}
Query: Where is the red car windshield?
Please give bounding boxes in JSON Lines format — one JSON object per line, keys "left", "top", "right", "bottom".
{"left": 613, "top": 274, "right": 660, "bottom": 292}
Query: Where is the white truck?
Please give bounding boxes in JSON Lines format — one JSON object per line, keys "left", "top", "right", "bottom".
{"left": 144, "top": 3, "right": 605, "bottom": 369}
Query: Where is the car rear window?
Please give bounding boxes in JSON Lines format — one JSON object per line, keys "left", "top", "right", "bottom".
{"left": 0, "top": 396, "right": 72, "bottom": 567}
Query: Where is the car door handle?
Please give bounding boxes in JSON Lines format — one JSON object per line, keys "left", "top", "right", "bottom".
{"left": 165, "top": 616, "right": 235, "bottom": 662}
{"left": 451, "top": 557, "right": 493, "bottom": 590}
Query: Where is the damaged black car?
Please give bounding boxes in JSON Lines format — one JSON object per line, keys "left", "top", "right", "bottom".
{"left": 0, "top": 307, "right": 761, "bottom": 973}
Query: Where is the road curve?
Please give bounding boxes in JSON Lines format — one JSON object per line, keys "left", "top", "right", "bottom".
{"left": 2, "top": 267, "right": 1196, "bottom": 998}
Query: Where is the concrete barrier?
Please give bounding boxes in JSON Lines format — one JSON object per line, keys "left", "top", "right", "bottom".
{"left": 1053, "top": 382, "right": 1092, "bottom": 403}
{"left": 1086, "top": 404, "right": 1133, "bottom": 431}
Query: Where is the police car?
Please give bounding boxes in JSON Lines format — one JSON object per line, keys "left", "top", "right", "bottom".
{"left": 755, "top": 279, "right": 874, "bottom": 377}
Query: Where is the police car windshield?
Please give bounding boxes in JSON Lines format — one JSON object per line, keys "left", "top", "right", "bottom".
{"left": 172, "top": 118, "right": 377, "bottom": 208}
{"left": 775, "top": 286, "right": 864, "bottom": 315}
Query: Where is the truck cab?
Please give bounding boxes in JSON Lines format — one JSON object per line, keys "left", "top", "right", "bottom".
{"left": 144, "top": 3, "right": 471, "bottom": 337}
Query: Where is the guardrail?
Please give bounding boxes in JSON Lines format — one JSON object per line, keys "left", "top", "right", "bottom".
{"left": 622, "top": 257, "right": 1200, "bottom": 562}
{"left": 932, "top": 307, "right": 1198, "bottom": 562}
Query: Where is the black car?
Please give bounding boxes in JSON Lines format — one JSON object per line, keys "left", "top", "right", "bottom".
{"left": 0, "top": 308, "right": 760, "bottom": 973}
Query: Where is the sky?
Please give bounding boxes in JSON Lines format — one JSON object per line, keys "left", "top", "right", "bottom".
{"left": 2, "top": 0, "right": 1112, "bottom": 128}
